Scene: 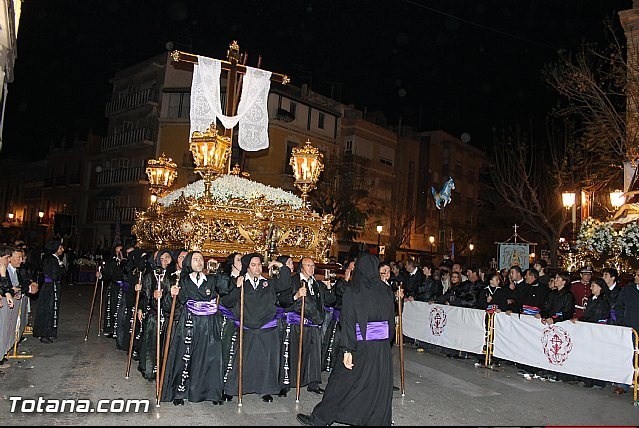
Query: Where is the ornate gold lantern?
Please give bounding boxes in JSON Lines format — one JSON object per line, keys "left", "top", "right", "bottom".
{"left": 190, "top": 123, "right": 232, "bottom": 197}
{"left": 289, "top": 139, "right": 324, "bottom": 205}
{"left": 146, "top": 153, "right": 178, "bottom": 201}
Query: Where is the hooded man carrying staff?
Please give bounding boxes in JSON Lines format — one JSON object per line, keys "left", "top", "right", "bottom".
{"left": 221, "top": 252, "right": 294, "bottom": 403}
{"left": 161, "top": 251, "right": 230, "bottom": 406}
{"left": 33, "top": 240, "right": 65, "bottom": 343}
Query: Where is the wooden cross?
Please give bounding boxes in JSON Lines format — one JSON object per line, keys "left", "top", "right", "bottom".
{"left": 171, "top": 41, "right": 290, "bottom": 172}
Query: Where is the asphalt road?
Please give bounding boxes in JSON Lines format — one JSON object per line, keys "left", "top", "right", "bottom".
{"left": 0, "top": 283, "right": 637, "bottom": 425}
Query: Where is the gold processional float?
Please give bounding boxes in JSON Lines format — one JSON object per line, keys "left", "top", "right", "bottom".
{"left": 133, "top": 124, "right": 334, "bottom": 265}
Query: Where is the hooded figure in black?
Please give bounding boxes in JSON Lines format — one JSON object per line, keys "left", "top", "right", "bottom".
{"left": 297, "top": 253, "right": 395, "bottom": 427}
{"left": 161, "top": 251, "right": 230, "bottom": 405}
{"left": 99, "top": 243, "right": 127, "bottom": 338}
{"left": 137, "top": 249, "right": 174, "bottom": 380}
{"left": 280, "top": 256, "right": 336, "bottom": 395}
{"left": 33, "top": 240, "right": 65, "bottom": 343}
{"left": 221, "top": 252, "right": 293, "bottom": 403}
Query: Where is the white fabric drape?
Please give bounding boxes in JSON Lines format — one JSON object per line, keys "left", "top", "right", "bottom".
{"left": 493, "top": 312, "right": 635, "bottom": 384}
{"left": 402, "top": 301, "right": 486, "bottom": 354}
{"left": 190, "top": 55, "right": 272, "bottom": 151}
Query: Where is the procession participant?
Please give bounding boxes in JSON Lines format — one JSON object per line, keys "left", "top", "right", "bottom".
{"left": 296, "top": 253, "right": 396, "bottom": 426}
{"left": 98, "top": 243, "right": 127, "bottom": 338}
{"left": 321, "top": 261, "right": 353, "bottom": 372}
{"left": 221, "top": 253, "right": 294, "bottom": 403}
{"left": 161, "top": 251, "right": 230, "bottom": 406}
{"left": 137, "top": 249, "right": 174, "bottom": 380}
{"left": 219, "top": 252, "right": 242, "bottom": 402}
{"left": 33, "top": 240, "right": 65, "bottom": 343}
{"left": 280, "top": 257, "right": 336, "bottom": 396}
{"left": 113, "top": 242, "right": 141, "bottom": 351}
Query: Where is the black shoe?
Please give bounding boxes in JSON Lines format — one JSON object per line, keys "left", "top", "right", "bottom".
{"left": 222, "top": 393, "right": 233, "bottom": 402}
{"left": 393, "top": 386, "right": 400, "bottom": 391}
{"left": 173, "top": 399, "right": 184, "bottom": 406}
{"left": 49, "top": 336, "right": 56, "bottom": 341}
{"left": 262, "top": 394, "right": 273, "bottom": 403}
{"left": 307, "top": 386, "right": 324, "bottom": 394}
{"left": 583, "top": 381, "right": 594, "bottom": 388}
{"left": 40, "top": 337, "right": 53, "bottom": 344}
{"left": 212, "top": 400, "right": 223, "bottom": 405}
{"left": 278, "top": 388, "right": 288, "bottom": 397}
{"left": 296, "top": 413, "right": 315, "bottom": 426}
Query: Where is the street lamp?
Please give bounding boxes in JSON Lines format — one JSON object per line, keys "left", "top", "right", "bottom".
{"left": 7, "top": 213, "right": 14, "bottom": 220}
{"left": 376, "top": 225, "right": 383, "bottom": 257}
{"left": 610, "top": 190, "right": 625, "bottom": 210}
{"left": 562, "top": 191, "right": 577, "bottom": 242}
{"left": 38, "top": 211, "right": 45, "bottom": 219}
{"left": 429, "top": 235, "right": 435, "bottom": 258}
{"left": 468, "top": 243, "right": 474, "bottom": 266}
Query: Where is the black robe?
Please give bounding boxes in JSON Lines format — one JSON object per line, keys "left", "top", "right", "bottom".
{"left": 100, "top": 256, "right": 125, "bottom": 337}
{"left": 310, "top": 254, "right": 395, "bottom": 426}
{"left": 161, "top": 272, "right": 229, "bottom": 403}
{"left": 321, "top": 278, "right": 348, "bottom": 371}
{"left": 280, "top": 273, "right": 336, "bottom": 390}
{"left": 221, "top": 266, "right": 292, "bottom": 396}
{"left": 33, "top": 254, "right": 64, "bottom": 339}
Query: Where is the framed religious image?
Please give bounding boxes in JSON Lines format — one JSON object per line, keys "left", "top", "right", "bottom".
{"left": 498, "top": 243, "right": 530, "bottom": 270}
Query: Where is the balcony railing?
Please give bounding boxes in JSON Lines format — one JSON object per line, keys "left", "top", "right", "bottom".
{"left": 96, "top": 167, "right": 146, "bottom": 186}
{"left": 101, "top": 127, "right": 154, "bottom": 151}
{"left": 105, "top": 88, "right": 158, "bottom": 115}
{"left": 93, "top": 207, "right": 138, "bottom": 223}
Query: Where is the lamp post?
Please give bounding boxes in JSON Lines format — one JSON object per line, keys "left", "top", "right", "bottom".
{"left": 610, "top": 189, "right": 625, "bottom": 212}
{"left": 468, "top": 243, "right": 474, "bottom": 267}
{"left": 562, "top": 191, "right": 576, "bottom": 242}
{"left": 289, "top": 139, "right": 324, "bottom": 207}
{"left": 145, "top": 153, "right": 178, "bottom": 205}
{"left": 376, "top": 225, "right": 383, "bottom": 257}
{"left": 429, "top": 235, "right": 435, "bottom": 259}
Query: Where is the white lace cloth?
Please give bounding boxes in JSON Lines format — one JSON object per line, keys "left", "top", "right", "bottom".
{"left": 190, "top": 55, "right": 272, "bottom": 151}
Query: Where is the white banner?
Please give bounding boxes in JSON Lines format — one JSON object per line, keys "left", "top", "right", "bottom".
{"left": 493, "top": 312, "right": 635, "bottom": 385}
{"left": 402, "top": 301, "right": 486, "bottom": 354}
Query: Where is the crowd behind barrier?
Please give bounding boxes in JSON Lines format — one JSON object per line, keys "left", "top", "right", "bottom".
{"left": 402, "top": 301, "right": 638, "bottom": 396}
{"left": 0, "top": 296, "right": 29, "bottom": 357}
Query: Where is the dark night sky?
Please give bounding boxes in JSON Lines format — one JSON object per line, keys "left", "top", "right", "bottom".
{"left": 0, "top": 0, "right": 632, "bottom": 160}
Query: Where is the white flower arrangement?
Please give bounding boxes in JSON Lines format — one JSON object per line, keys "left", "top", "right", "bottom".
{"left": 619, "top": 222, "right": 639, "bottom": 257}
{"left": 158, "top": 175, "right": 303, "bottom": 209}
{"left": 576, "top": 218, "right": 616, "bottom": 255}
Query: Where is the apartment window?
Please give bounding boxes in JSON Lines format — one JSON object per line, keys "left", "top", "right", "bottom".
{"left": 167, "top": 92, "right": 190, "bottom": 119}
{"left": 289, "top": 102, "right": 297, "bottom": 117}
{"left": 318, "top": 112, "right": 325, "bottom": 129}
{"left": 379, "top": 157, "right": 393, "bottom": 166}
{"left": 345, "top": 138, "right": 353, "bottom": 154}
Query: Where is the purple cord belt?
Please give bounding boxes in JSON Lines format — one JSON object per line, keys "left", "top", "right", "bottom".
{"left": 355, "top": 321, "right": 389, "bottom": 341}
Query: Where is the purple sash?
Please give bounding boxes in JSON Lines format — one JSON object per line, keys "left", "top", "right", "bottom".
{"left": 286, "top": 311, "right": 318, "bottom": 327}
{"left": 44, "top": 276, "right": 54, "bottom": 284}
{"left": 234, "top": 316, "right": 279, "bottom": 330}
{"left": 116, "top": 281, "right": 130, "bottom": 292}
{"left": 218, "top": 304, "right": 235, "bottom": 320}
{"left": 185, "top": 300, "right": 218, "bottom": 316}
{"left": 276, "top": 306, "right": 285, "bottom": 319}
{"left": 355, "top": 321, "right": 389, "bottom": 341}
{"left": 332, "top": 308, "right": 341, "bottom": 321}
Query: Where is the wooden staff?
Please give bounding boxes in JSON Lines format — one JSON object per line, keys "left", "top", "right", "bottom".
{"left": 125, "top": 271, "right": 143, "bottom": 379}
{"left": 84, "top": 268, "right": 101, "bottom": 341}
{"left": 295, "top": 281, "right": 306, "bottom": 403}
{"left": 157, "top": 276, "right": 179, "bottom": 407}
{"left": 397, "top": 282, "right": 405, "bottom": 397}
{"left": 238, "top": 276, "right": 245, "bottom": 407}
{"left": 155, "top": 271, "right": 165, "bottom": 406}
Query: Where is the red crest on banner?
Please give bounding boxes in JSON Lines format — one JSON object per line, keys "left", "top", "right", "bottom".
{"left": 429, "top": 307, "right": 447, "bottom": 336}
{"left": 541, "top": 325, "right": 573, "bottom": 365}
